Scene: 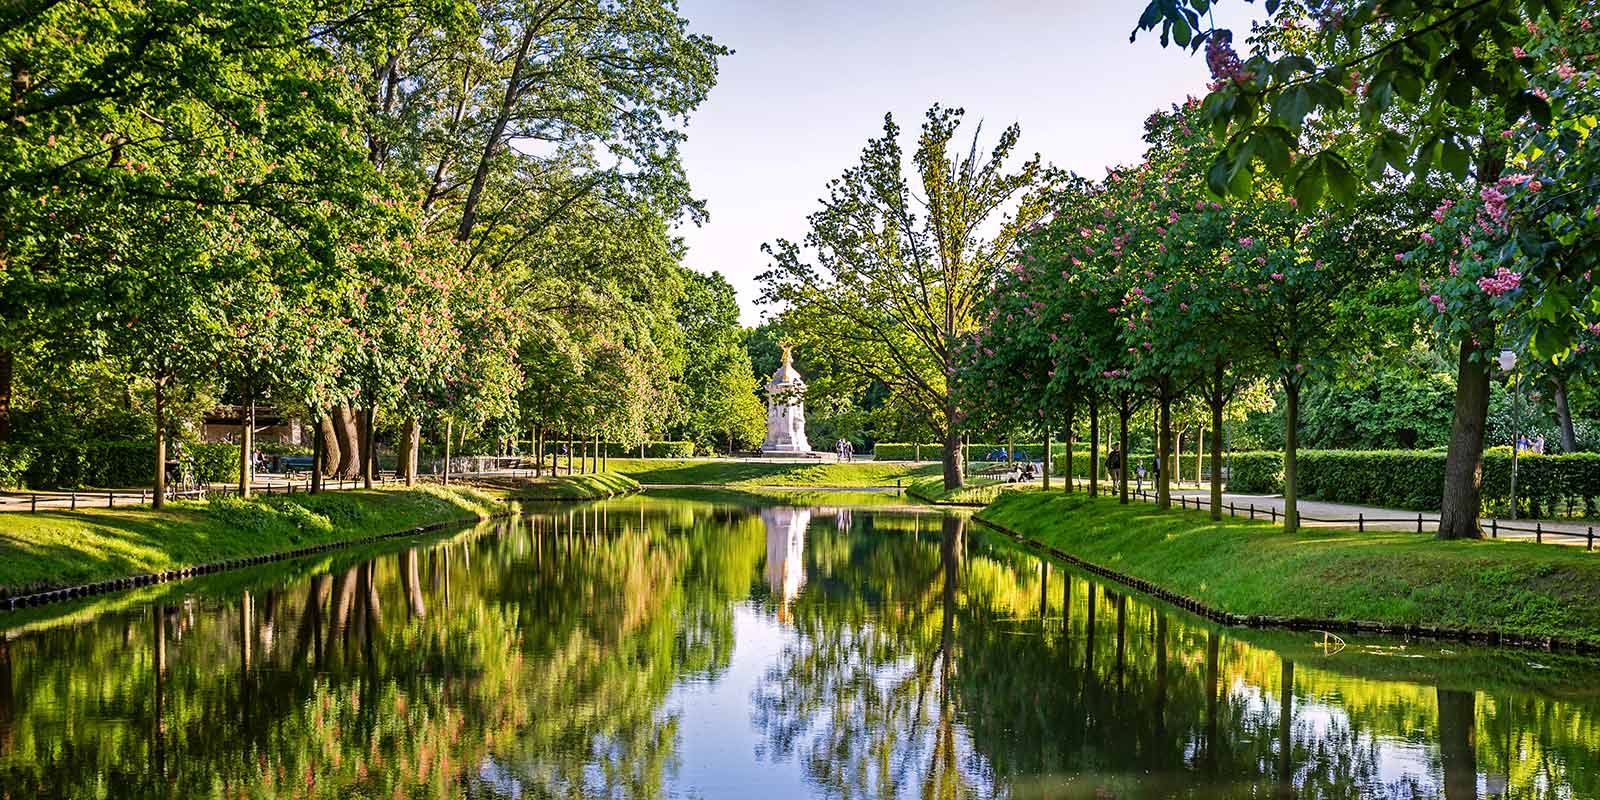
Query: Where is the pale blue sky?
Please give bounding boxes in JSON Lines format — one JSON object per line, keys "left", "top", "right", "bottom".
{"left": 672, "top": 0, "right": 1266, "bottom": 325}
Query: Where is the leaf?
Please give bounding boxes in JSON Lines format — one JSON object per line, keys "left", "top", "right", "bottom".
{"left": 1439, "top": 138, "right": 1469, "bottom": 179}
{"left": 1292, "top": 159, "right": 1326, "bottom": 209}
{"left": 1322, "top": 152, "right": 1359, "bottom": 203}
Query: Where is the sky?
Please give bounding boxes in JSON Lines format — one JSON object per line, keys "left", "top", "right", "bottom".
{"left": 671, "top": 0, "right": 1266, "bottom": 326}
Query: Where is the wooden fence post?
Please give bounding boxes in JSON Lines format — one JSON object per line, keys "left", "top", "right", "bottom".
{"left": 1358, "top": 513, "right": 1364, "bottom": 533}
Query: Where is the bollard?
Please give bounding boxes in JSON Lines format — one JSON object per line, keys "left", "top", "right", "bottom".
{"left": 1358, "top": 513, "right": 1364, "bottom": 533}
{"left": 1270, "top": 507, "right": 1277, "bottom": 523}
{"left": 1249, "top": 504, "right": 1255, "bottom": 520}
{"left": 107, "top": 491, "right": 114, "bottom": 509}
{"left": 71, "top": 491, "right": 76, "bottom": 510}
{"left": 1588, "top": 527, "right": 1594, "bottom": 552}
{"left": 1229, "top": 502, "right": 1234, "bottom": 517}
{"left": 1491, "top": 518, "right": 1497, "bottom": 538}
{"left": 1416, "top": 513, "right": 1423, "bottom": 534}
{"left": 1536, "top": 522, "right": 1542, "bottom": 544}
{"left": 31, "top": 494, "right": 37, "bottom": 513}
{"left": 140, "top": 490, "right": 146, "bottom": 505}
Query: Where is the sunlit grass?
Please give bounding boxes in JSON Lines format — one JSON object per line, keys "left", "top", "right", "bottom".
{"left": 0, "top": 485, "right": 498, "bottom": 596}
{"left": 607, "top": 458, "right": 939, "bottom": 487}
{"left": 979, "top": 492, "right": 1600, "bottom": 645}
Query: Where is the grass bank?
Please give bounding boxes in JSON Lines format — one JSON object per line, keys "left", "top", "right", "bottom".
{"left": 468, "top": 472, "right": 640, "bottom": 500}
{"left": 0, "top": 485, "right": 499, "bottom": 598}
{"left": 907, "top": 475, "right": 1042, "bottom": 506}
{"left": 978, "top": 492, "right": 1600, "bottom": 647}
{"left": 607, "top": 458, "right": 939, "bottom": 487}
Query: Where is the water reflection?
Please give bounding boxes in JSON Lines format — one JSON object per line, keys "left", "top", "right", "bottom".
{"left": 0, "top": 496, "right": 1596, "bottom": 799}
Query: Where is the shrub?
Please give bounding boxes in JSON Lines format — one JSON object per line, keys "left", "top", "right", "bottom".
{"left": 1205, "top": 449, "right": 1600, "bottom": 515}
{"left": 0, "top": 444, "right": 34, "bottom": 489}
{"left": 600, "top": 441, "right": 695, "bottom": 458}
{"left": 1052, "top": 451, "right": 1155, "bottom": 479}
{"left": 18, "top": 440, "right": 241, "bottom": 489}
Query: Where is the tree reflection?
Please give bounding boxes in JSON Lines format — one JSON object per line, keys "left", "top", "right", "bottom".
{"left": 0, "top": 500, "right": 1597, "bottom": 799}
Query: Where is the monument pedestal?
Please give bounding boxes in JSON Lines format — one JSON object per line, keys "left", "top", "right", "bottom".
{"left": 761, "top": 346, "right": 811, "bottom": 455}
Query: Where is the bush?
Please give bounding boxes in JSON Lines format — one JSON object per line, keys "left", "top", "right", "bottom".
{"left": 600, "top": 441, "right": 695, "bottom": 458}
{"left": 1211, "top": 449, "right": 1600, "bottom": 514}
{"left": 18, "top": 440, "right": 241, "bottom": 489}
{"left": 0, "top": 444, "right": 34, "bottom": 489}
{"left": 876, "top": 442, "right": 1083, "bottom": 462}
{"left": 1052, "top": 450, "right": 1155, "bottom": 479}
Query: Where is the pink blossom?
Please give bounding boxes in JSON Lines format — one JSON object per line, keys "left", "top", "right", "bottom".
{"left": 1429, "top": 294, "right": 1446, "bottom": 314}
{"left": 1271, "top": 272, "right": 1285, "bottom": 281}
{"left": 1477, "top": 267, "right": 1521, "bottom": 297}
{"left": 1512, "top": 46, "right": 1527, "bottom": 58}
{"left": 1394, "top": 253, "right": 1406, "bottom": 262}
{"left": 1420, "top": 232, "right": 1435, "bottom": 244}
{"left": 1239, "top": 237, "right": 1254, "bottom": 247}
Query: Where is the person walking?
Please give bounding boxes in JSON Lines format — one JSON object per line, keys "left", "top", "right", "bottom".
{"left": 1106, "top": 447, "right": 1122, "bottom": 486}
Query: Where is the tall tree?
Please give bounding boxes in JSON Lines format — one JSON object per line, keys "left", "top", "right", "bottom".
{"left": 762, "top": 105, "right": 1044, "bottom": 490}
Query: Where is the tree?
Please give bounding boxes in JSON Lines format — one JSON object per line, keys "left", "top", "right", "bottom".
{"left": 762, "top": 105, "right": 1044, "bottom": 490}
{"left": 670, "top": 270, "right": 766, "bottom": 453}
{"left": 1131, "top": 0, "right": 1593, "bottom": 537}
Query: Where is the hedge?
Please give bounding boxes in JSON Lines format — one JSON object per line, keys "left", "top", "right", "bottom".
{"left": 875, "top": 442, "right": 1078, "bottom": 462}
{"left": 1053, "top": 451, "right": 1157, "bottom": 479}
{"left": 1222, "top": 449, "right": 1600, "bottom": 515}
{"left": 599, "top": 441, "right": 695, "bottom": 458}
{"left": 12, "top": 441, "right": 241, "bottom": 489}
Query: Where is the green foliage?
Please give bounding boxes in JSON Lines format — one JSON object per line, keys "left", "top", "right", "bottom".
{"left": 0, "top": 444, "right": 34, "bottom": 489}
{"left": 1225, "top": 448, "right": 1600, "bottom": 513}
{"left": 19, "top": 442, "right": 228, "bottom": 489}
{"left": 600, "top": 441, "right": 696, "bottom": 458}
{"left": 762, "top": 105, "right": 1045, "bottom": 487}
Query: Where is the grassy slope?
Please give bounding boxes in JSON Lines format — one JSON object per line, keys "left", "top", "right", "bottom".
{"left": 607, "top": 458, "right": 939, "bottom": 487}
{"left": 979, "top": 492, "right": 1600, "bottom": 645}
{"left": 470, "top": 472, "right": 640, "bottom": 500}
{"left": 0, "top": 486, "right": 498, "bottom": 596}
{"left": 907, "top": 475, "right": 1043, "bottom": 505}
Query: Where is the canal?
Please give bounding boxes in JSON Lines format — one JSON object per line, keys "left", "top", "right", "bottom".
{"left": 1, "top": 493, "right": 1597, "bottom": 798}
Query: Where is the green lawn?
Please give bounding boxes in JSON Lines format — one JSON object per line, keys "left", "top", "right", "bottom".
{"left": 978, "top": 492, "right": 1600, "bottom": 646}
{"left": 471, "top": 472, "right": 640, "bottom": 500}
{"left": 0, "top": 485, "right": 499, "bottom": 597}
{"left": 907, "top": 475, "right": 1043, "bottom": 505}
{"left": 606, "top": 458, "right": 940, "bottom": 487}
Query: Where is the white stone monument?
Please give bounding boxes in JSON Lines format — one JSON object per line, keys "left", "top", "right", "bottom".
{"left": 761, "top": 345, "right": 811, "bottom": 454}
{"left": 762, "top": 506, "right": 810, "bottom": 616}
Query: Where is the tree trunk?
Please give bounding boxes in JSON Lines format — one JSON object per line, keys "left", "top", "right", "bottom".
{"left": 942, "top": 398, "right": 965, "bottom": 492}
{"left": 238, "top": 382, "right": 253, "bottom": 498}
{"left": 399, "top": 418, "right": 420, "bottom": 486}
{"left": 442, "top": 418, "right": 452, "bottom": 486}
{"left": 1064, "top": 399, "right": 1075, "bottom": 493}
{"left": 311, "top": 411, "right": 323, "bottom": 494}
{"left": 566, "top": 432, "right": 573, "bottom": 475}
{"left": 457, "top": 25, "right": 536, "bottom": 242}
{"left": 334, "top": 405, "right": 360, "bottom": 479}
{"left": 1210, "top": 380, "right": 1225, "bottom": 521}
{"left": 1553, "top": 378, "right": 1577, "bottom": 453}
{"left": 1157, "top": 386, "right": 1172, "bottom": 510}
{"left": 1043, "top": 424, "right": 1052, "bottom": 491}
{"left": 0, "top": 347, "right": 12, "bottom": 442}
{"left": 1284, "top": 378, "right": 1300, "bottom": 533}
{"left": 1118, "top": 393, "right": 1131, "bottom": 504}
{"left": 1439, "top": 338, "right": 1489, "bottom": 539}
{"left": 1089, "top": 395, "right": 1099, "bottom": 498}
{"left": 317, "top": 416, "right": 341, "bottom": 478}
{"left": 1437, "top": 689, "right": 1478, "bottom": 800}
{"left": 153, "top": 380, "right": 167, "bottom": 510}
{"left": 359, "top": 405, "right": 375, "bottom": 489}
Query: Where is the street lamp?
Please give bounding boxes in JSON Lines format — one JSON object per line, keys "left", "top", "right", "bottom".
{"left": 1498, "top": 348, "right": 1521, "bottom": 520}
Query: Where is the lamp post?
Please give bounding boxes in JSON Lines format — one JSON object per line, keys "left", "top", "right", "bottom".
{"left": 1498, "top": 348, "right": 1520, "bottom": 520}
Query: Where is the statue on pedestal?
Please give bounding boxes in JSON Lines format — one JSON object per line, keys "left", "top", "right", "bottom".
{"left": 761, "top": 345, "right": 811, "bottom": 454}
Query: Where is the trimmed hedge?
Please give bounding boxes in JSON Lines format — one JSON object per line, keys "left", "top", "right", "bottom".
{"left": 15, "top": 441, "right": 240, "bottom": 489}
{"left": 598, "top": 441, "right": 695, "bottom": 458}
{"left": 1053, "top": 451, "right": 1157, "bottom": 479}
{"left": 876, "top": 442, "right": 1077, "bottom": 462}
{"left": 1223, "top": 449, "right": 1600, "bottom": 514}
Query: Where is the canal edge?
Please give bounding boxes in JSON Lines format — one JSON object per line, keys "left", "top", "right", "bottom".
{"left": 969, "top": 515, "right": 1600, "bottom": 656}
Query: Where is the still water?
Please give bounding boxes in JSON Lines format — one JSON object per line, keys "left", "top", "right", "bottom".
{"left": 2, "top": 494, "right": 1598, "bottom": 799}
